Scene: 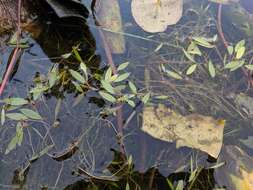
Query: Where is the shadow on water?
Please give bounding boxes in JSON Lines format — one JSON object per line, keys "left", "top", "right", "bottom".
{"left": 1, "top": 0, "right": 253, "bottom": 189}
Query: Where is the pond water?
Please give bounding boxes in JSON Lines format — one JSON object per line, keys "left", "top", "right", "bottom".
{"left": 1, "top": 0, "right": 253, "bottom": 189}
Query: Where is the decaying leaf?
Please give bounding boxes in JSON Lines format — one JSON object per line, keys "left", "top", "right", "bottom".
{"left": 215, "top": 145, "right": 253, "bottom": 190}
{"left": 97, "top": 0, "right": 125, "bottom": 54}
{"left": 131, "top": 0, "right": 183, "bottom": 33}
{"left": 141, "top": 104, "right": 225, "bottom": 158}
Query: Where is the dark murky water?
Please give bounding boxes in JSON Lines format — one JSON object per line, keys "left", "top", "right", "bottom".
{"left": 1, "top": 0, "right": 253, "bottom": 189}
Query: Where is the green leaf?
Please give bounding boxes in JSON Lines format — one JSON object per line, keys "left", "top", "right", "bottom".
{"left": 20, "top": 109, "right": 42, "bottom": 120}
{"left": 48, "top": 66, "right": 58, "bottom": 88}
{"left": 1, "top": 108, "right": 5, "bottom": 126}
{"left": 99, "top": 91, "right": 116, "bottom": 103}
{"left": 117, "top": 62, "right": 129, "bottom": 71}
{"left": 208, "top": 60, "right": 216, "bottom": 78}
{"left": 126, "top": 99, "right": 135, "bottom": 107}
{"left": 227, "top": 46, "right": 234, "bottom": 55}
{"left": 175, "top": 180, "right": 184, "bottom": 190}
{"left": 236, "top": 46, "right": 245, "bottom": 59}
{"left": 154, "top": 43, "right": 163, "bottom": 52}
{"left": 128, "top": 81, "right": 137, "bottom": 94}
{"left": 101, "top": 80, "right": 115, "bottom": 94}
{"left": 141, "top": 93, "right": 151, "bottom": 104}
{"left": 3, "top": 98, "right": 28, "bottom": 106}
{"left": 235, "top": 40, "right": 245, "bottom": 52}
{"left": 104, "top": 67, "right": 113, "bottom": 81}
{"left": 192, "top": 37, "right": 214, "bottom": 48}
{"left": 72, "top": 81, "right": 83, "bottom": 92}
{"left": 125, "top": 183, "right": 130, "bottom": 190}
{"left": 69, "top": 69, "right": 85, "bottom": 83}
{"left": 166, "top": 70, "right": 182, "bottom": 80}
{"left": 187, "top": 42, "right": 202, "bottom": 56}
{"left": 245, "top": 65, "right": 253, "bottom": 71}
{"left": 114, "top": 73, "right": 131, "bottom": 82}
{"left": 16, "top": 123, "right": 23, "bottom": 146}
{"left": 6, "top": 113, "right": 28, "bottom": 121}
{"left": 186, "top": 64, "right": 197, "bottom": 75}
{"left": 5, "top": 123, "right": 23, "bottom": 154}
{"left": 80, "top": 62, "right": 88, "bottom": 81}
{"left": 72, "top": 47, "right": 83, "bottom": 63}
{"left": 225, "top": 60, "right": 245, "bottom": 71}
{"left": 183, "top": 49, "right": 196, "bottom": 63}
{"left": 155, "top": 95, "right": 169, "bottom": 100}
{"left": 61, "top": 53, "right": 72, "bottom": 59}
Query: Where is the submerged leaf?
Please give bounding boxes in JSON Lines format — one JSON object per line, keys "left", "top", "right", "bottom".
{"left": 20, "top": 109, "right": 42, "bottom": 120}
{"left": 142, "top": 105, "right": 225, "bottom": 158}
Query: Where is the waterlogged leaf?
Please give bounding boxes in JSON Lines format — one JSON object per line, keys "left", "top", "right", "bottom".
{"left": 215, "top": 146, "right": 253, "bottom": 190}
{"left": 236, "top": 46, "right": 245, "bottom": 59}
{"left": 97, "top": 0, "right": 125, "bottom": 53}
{"left": 131, "top": 0, "right": 183, "bottom": 33}
{"left": 5, "top": 123, "right": 24, "bottom": 154}
{"left": 240, "top": 136, "right": 253, "bottom": 149}
{"left": 101, "top": 80, "right": 115, "bottom": 94}
{"left": 99, "top": 91, "right": 116, "bottom": 103}
{"left": 6, "top": 113, "right": 28, "bottom": 121}
{"left": 154, "top": 43, "right": 163, "bottom": 52}
{"left": 117, "top": 62, "right": 129, "bottom": 71}
{"left": 227, "top": 46, "right": 234, "bottom": 55}
{"left": 128, "top": 81, "right": 137, "bottom": 94}
{"left": 245, "top": 65, "right": 253, "bottom": 71}
{"left": 142, "top": 105, "right": 225, "bottom": 158}
{"left": 166, "top": 70, "right": 182, "bottom": 80}
{"left": 114, "top": 73, "right": 130, "bottom": 82}
{"left": 235, "top": 40, "right": 245, "bottom": 52}
{"left": 3, "top": 98, "right": 28, "bottom": 106}
{"left": 192, "top": 37, "right": 214, "bottom": 48}
{"left": 105, "top": 67, "right": 113, "bottom": 81}
{"left": 5, "top": 135, "right": 19, "bottom": 154}
{"left": 141, "top": 93, "right": 151, "bottom": 104}
{"left": 69, "top": 69, "right": 85, "bottom": 83}
{"left": 20, "top": 109, "right": 42, "bottom": 120}
{"left": 186, "top": 64, "right": 197, "bottom": 75}
{"left": 183, "top": 49, "right": 196, "bottom": 63}
{"left": 208, "top": 60, "right": 216, "bottom": 78}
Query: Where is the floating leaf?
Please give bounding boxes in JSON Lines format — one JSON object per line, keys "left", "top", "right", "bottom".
{"left": 128, "top": 81, "right": 137, "bottom": 94}
{"left": 114, "top": 73, "right": 130, "bottom": 82}
{"left": 20, "top": 109, "right": 42, "bottom": 120}
{"left": 117, "top": 62, "right": 129, "bottom": 71}
{"left": 101, "top": 80, "right": 115, "bottom": 94}
{"left": 192, "top": 37, "right": 214, "bottom": 48}
{"left": 141, "top": 93, "right": 151, "bottom": 104}
{"left": 245, "top": 65, "right": 253, "bottom": 71}
{"left": 208, "top": 60, "right": 216, "bottom": 78}
{"left": 183, "top": 49, "right": 196, "bottom": 63}
{"left": 69, "top": 69, "right": 85, "bottom": 83}
{"left": 6, "top": 113, "right": 28, "bottom": 121}
{"left": 236, "top": 46, "right": 245, "bottom": 59}
{"left": 99, "top": 91, "right": 116, "bottom": 103}
{"left": 3, "top": 98, "right": 28, "bottom": 106}
{"left": 235, "top": 40, "right": 245, "bottom": 52}
{"left": 186, "top": 64, "right": 197, "bottom": 75}
{"left": 166, "top": 70, "right": 182, "bottom": 80}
